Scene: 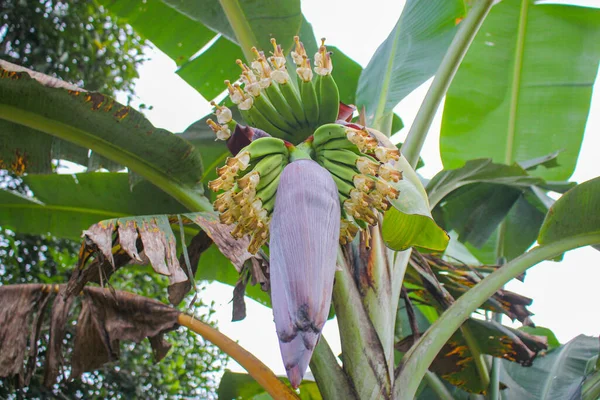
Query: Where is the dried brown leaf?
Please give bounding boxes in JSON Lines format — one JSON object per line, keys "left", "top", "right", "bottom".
{"left": 43, "top": 293, "right": 75, "bottom": 387}
{"left": 117, "top": 220, "right": 143, "bottom": 263}
{"left": 0, "top": 284, "right": 51, "bottom": 387}
{"left": 82, "top": 221, "right": 115, "bottom": 268}
{"left": 190, "top": 212, "right": 255, "bottom": 272}
{"left": 73, "top": 216, "right": 190, "bottom": 304}
{"left": 169, "top": 230, "right": 213, "bottom": 305}
{"left": 70, "top": 287, "right": 180, "bottom": 379}
{"left": 232, "top": 268, "right": 250, "bottom": 322}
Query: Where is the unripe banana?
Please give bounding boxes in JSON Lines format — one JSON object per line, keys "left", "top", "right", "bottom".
{"left": 239, "top": 109, "right": 256, "bottom": 127}
{"left": 318, "top": 138, "right": 362, "bottom": 154}
{"left": 314, "top": 41, "right": 339, "bottom": 125}
{"left": 300, "top": 79, "right": 319, "bottom": 128}
{"left": 264, "top": 83, "right": 302, "bottom": 128}
{"left": 246, "top": 107, "right": 291, "bottom": 139}
{"left": 251, "top": 153, "right": 287, "bottom": 178}
{"left": 240, "top": 137, "right": 288, "bottom": 161}
{"left": 252, "top": 93, "right": 296, "bottom": 133}
{"left": 256, "top": 172, "right": 281, "bottom": 205}
{"left": 312, "top": 123, "right": 348, "bottom": 148}
{"left": 317, "top": 74, "right": 339, "bottom": 125}
{"left": 330, "top": 173, "right": 354, "bottom": 197}
{"left": 278, "top": 81, "right": 307, "bottom": 127}
{"left": 319, "top": 158, "right": 358, "bottom": 184}
{"left": 319, "top": 149, "right": 362, "bottom": 168}
{"left": 256, "top": 161, "right": 285, "bottom": 191}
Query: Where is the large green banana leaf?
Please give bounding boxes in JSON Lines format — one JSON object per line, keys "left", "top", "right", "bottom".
{"left": 500, "top": 335, "right": 599, "bottom": 399}
{"left": 0, "top": 173, "right": 186, "bottom": 240}
{"left": 538, "top": 176, "right": 600, "bottom": 247}
{"left": 0, "top": 61, "right": 210, "bottom": 212}
{"left": 101, "top": 0, "right": 302, "bottom": 100}
{"left": 356, "top": 0, "right": 466, "bottom": 131}
{"left": 440, "top": 0, "right": 600, "bottom": 181}
{"left": 427, "top": 157, "right": 563, "bottom": 262}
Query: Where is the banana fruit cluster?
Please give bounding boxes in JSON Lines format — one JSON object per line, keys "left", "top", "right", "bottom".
{"left": 207, "top": 36, "right": 403, "bottom": 253}
{"left": 208, "top": 137, "right": 290, "bottom": 253}
{"left": 206, "top": 36, "right": 408, "bottom": 388}
{"left": 207, "top": 37, "right": 339, "bottom": 142}
{"left": 313, "top": 124, "right": 402, "bottom": 244}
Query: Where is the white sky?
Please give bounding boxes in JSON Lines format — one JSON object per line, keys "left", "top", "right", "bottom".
{"left": 123, "top": 0, "right": 600, "bottom": 376}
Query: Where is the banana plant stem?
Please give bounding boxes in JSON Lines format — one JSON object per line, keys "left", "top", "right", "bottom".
{"left": 309, "top": 337, "right": 358, "bottom": 400}
{"left": 178, "top": 314, "right": 300, "bottom": 400}
{"left": 489, "top": 229, "right": 508, "bottom": 400}
{"left": 401, "top": 0, "right": 495, "bottom": 168}
{"left": 460, "top": 324, "right": 490, "bottom": 389}
{"left": 394, "top": 233, "right": 600, "bottom": 399}
{"left": 423, "top": 371, "right": 455, "bottom": 400}
{"left": 219, "top": 0, "right": 259, "bottom": 63}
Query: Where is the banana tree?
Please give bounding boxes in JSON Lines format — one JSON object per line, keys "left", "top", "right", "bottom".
{"left": 1, "top": 0, "right": 600, "bottom": 399}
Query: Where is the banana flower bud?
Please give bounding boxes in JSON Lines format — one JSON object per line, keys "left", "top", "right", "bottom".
{"left": 270, "top": 159, "right": 340, "bottom": 388}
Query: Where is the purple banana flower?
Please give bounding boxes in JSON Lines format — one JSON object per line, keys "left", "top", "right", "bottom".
{"left": 270, "top": 159, "right": 341, "bottom": 388}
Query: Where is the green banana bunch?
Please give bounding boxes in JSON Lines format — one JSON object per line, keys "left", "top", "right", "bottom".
{"left": 209, "top": 137, "right": 290, "bottom": 253}
{"left": 215, "top": 36, "right": 341, "bottom": 142}
{"left": 313, "top": 123, "right": 402, "bottom": 243}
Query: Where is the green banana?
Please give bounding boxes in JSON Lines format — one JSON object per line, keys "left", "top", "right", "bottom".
{"left": 251, "top": 153, "right": 286, "bottom": 177}
{"left": 256, "top": 172, "right": 281, "bottom": 205}
{"left": 338, "top": 192, "right": 349, "bottom": 205}
{"left": 239, "top": 109, "right": 255, "bottom": 127}
{"left": 247, "top": 106, "right": 291, "bottom": 139}
{"left": 261, "top": 192, "right": 277, "bottom": 213}
{"left": 240, "top": 137, "right": 288, "bottom": 161}
{"left": 313, "top": 42, "right": 339, "bottom": 125}
{"left": 317, "top": 73, "right": 339, "bottom": 125}
{"left": 314, "top": 74, "right": 322, "bottom": 105}
{"left": 330, "top": 173, "right": 354, "bottom": 197}
{"left": 313, "top": 123, "right": 348, "bottom": 148}
{"left": 319, "top": 149, "right": 362, "bottom": 168}
{"left": 256, "top": 161, "right": 285, "bottom": 191}
{"left": 352, "top": 216, "right": 368, "bottom": 230}
{"left": 278, "top": 81, "right": 307, "bottom": 127}
{"left": 320, "top": 158, "right": 358, "bottom": 184}
{"left": 265, "top": 83, "right": 301, "bottom": 128}
{"left": 300, "top": 79, "right": 319, "bottom": 128}
{"left": 318, "top": 138, "right": 362, "bottom": 154}
{"left": 252, "top": 93, "right": 296, "bottom": 132}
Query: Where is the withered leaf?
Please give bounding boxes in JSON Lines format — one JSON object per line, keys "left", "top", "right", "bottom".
{"left": 169, "top": 230, "right": 213, "bottom": 306}
{"left": 66, "top": 245, "right": 133, "bottom": 300}
{"left": 396, "top": 318, "right": 547, "bottom": 394}
{"left": 73, "top": 216, "right": 190, "bottom": 304}
{"left": 407, "top": 251, "right": 534, "bottom": 324}
{"left": 44, "top": 293, "right": 75, "bottom": 386}
{"left": 0, "top": 284, "right": 51, "bottom": 387}
{"left": 82, "top": 221, "right": 115, "bottom": 268}
{"left": 70, "top": 286, "right": 181, "bottom": 379}
{"left": 117, "top": 220, "right": 143, "bottom": 263}
{"left": 0, "top": 284, "right": 182, "bottom": 387}
{"left": 189, "top": 212, "right": 256, "bottom": 272}
{"left": 232, "top": 267, "right": 251, "bottom": 322}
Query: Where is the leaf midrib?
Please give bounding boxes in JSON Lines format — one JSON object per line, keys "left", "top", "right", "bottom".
{"left": 539, "top": 339, "right": 574, "bottom": 399}
{"left": 0, "top": 202, "right": 129, "bottom": 218}
{"left": 0, "top": 104, "right": 213, "bottom": 212}
{"left": 505, "top": 0, "right": 530, "bottom": 164}
{"left": 373, "top": 18, "right": 403, "bottom": 130}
